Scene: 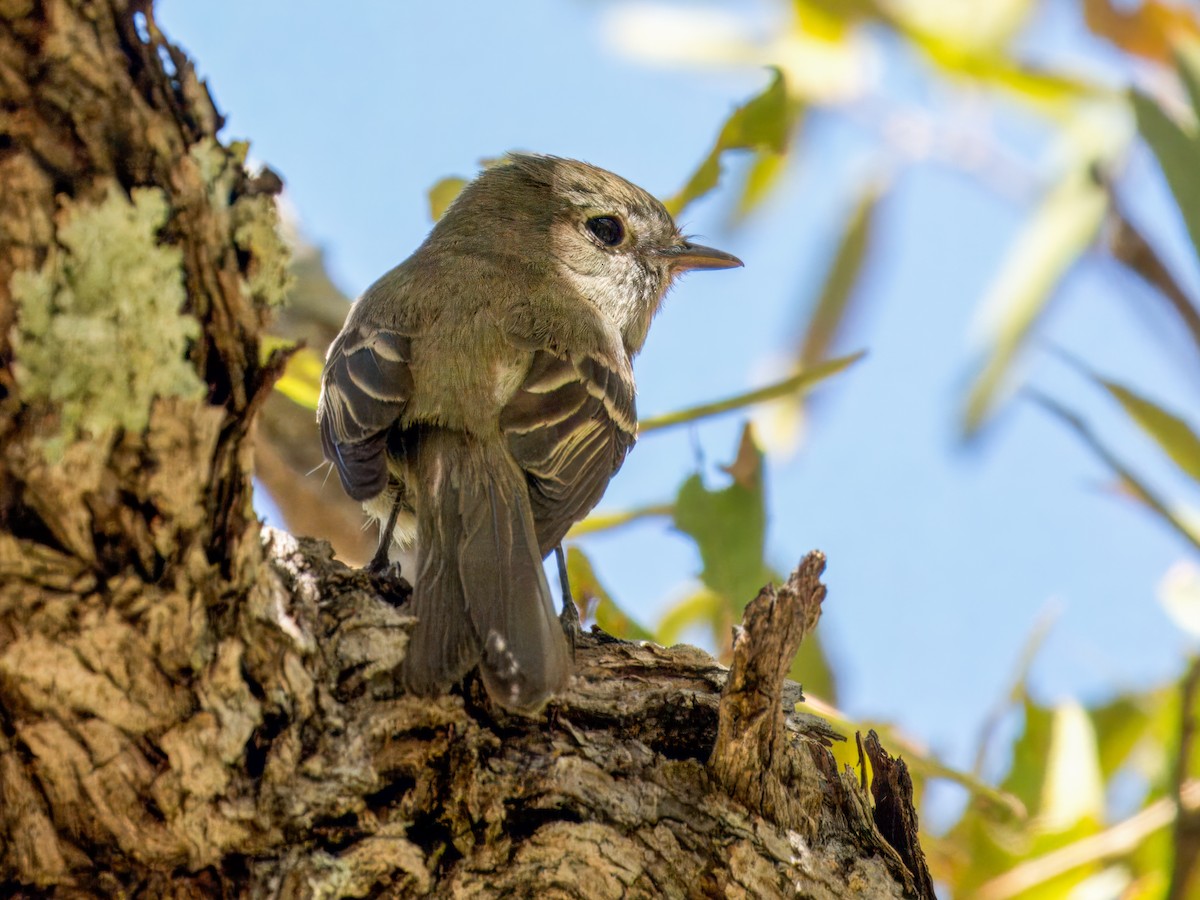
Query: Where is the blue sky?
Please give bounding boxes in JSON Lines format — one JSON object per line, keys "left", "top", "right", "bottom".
{"left": 159, "top": 0, "right": 1199, "bottom": 823}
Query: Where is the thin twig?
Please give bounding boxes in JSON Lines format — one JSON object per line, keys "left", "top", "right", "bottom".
{"left": 1029, "top": 391, "right": 1200, "bottom": 553}
{"left": 566, "top": 503, "right": 674, "bottom": 538}
{"left": 1105, "top": 203, "right": 1200, "bottom": 367}
{"left": 637, "top": 351, "right": 865, "bottom": 434}
{"left": 971, "top": 604, "right": 1060, "bottom": 779}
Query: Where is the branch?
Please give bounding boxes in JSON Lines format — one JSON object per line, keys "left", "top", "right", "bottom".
{"left": 638, "top": 352, "right": 865, "bottom": 434}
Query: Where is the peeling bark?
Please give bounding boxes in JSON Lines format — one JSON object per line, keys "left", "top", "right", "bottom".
{"left": 0, "top": 2, "right": 933, "bottom": 897}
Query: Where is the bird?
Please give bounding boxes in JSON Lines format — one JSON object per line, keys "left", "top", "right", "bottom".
{"left": 317, "top": 153, "right": 742, "bottom": 713}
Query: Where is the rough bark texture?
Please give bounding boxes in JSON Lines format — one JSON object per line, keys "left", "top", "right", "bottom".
{"left": 864, "top": 731, "right": 935, "bottom": 899}
{"left": 0, "top": 2, "right": 933, "bottom": 897}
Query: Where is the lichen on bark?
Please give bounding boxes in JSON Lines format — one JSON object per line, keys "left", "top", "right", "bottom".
{"left": 9, "top": 183, "right": 202, "bottom": 457}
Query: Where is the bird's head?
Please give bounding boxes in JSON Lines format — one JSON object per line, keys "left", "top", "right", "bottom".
{"left": 437, "top": 153, "right": 742, "bottom": 353}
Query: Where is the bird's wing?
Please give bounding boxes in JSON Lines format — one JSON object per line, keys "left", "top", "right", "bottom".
{"left": 500, "top": 349, "right": 637, "bottom": 555}
{"left": 317, "top": 324, "right": 414, "bottom": 501}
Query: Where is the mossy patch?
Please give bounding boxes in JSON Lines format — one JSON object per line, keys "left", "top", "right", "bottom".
{"left": 9, "top": 183, "right": 204, "bottom": 457}
{"left": 191, "top": 138, "right": 292, "bottom": 308}
{"left": 234, "top": 193, "right": 293, "bottom": 307}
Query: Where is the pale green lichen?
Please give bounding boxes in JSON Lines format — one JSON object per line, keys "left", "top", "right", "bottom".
{"left": 190, "top": 137, "right": 292, "bottom": 307}
{"left": 10, "top": 184, "right": 203, "bottom": 457}
{"left": 233, "top": 193, "right": 293, "bottom": 307}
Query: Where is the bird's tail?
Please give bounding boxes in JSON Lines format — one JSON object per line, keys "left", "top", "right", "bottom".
{"left": 400, "top": 430, "right": 570, "bottom": 713}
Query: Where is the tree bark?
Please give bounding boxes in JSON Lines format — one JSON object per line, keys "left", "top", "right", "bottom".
{"left": 0, "top": 2, "right": 932, "bottom": 896}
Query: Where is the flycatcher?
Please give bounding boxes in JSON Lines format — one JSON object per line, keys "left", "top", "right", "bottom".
{"left": 318, "top": 154, "right": 741, "bottom": 713}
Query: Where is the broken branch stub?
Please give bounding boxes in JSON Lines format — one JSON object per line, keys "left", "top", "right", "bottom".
{"left": 709, "top": 550, "right": 828, "bottom": 838}
{"left": 864, "top": 729, "right": 937, "bottom": 899}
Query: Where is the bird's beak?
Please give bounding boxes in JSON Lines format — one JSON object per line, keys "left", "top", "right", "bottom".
{"left": 663, "top": 241, "right": 744, "bottom": 273}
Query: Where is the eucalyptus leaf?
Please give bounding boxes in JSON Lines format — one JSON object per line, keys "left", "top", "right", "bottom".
{"left": 962, "top": 168, "right": 1108, "bottom": 437}
{"left": 797, "top": 184, "right": 883, "bottom": 368}
{"left": 1132, "top": 71, "right": 1200, "bottom": 266}
{"left": 666, "top": 68, "right": 793, "bottom": 217}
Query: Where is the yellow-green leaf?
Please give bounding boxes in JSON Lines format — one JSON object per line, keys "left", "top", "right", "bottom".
{"left": 666, "top": 68, "right": 793, "bottom": 217}
{"left": 962, "top": 168, "right": 1108, "bottom": 437}
{"left": 274, "top": 346, "right": 324, "bottom": 411}
{"left": 655, "top": 588, "right": 724, "bottom": 647}
{"left": 565, "top": 545, "right": 652, "bottom": 641}
{"left": 1090, "top": 694, "right": 1156, "bottom": 781}
{"left": 260, "top": 336, "right": 324, "bottom": 411}
{"left": 1100, "top": 379, "right": 1200, "bottom": 483}
{"left": 797, "top": 183, "right": 883, "bottom": 368}
{"left": 1179, "top": 45, "right": 1200, "bottom": 122}
{"left": 734, "top": 143, "right": 796, "bottom": 222}
{"left": 639, "top": 350, "right": 865, "bottom": 434}
{"left": 428, "top": 176, "right": 467, "bottom": 221}
{"left": 567, "top": 503, "right": 673, "bottom": 538}
{"left": 1039, "top": 701, "right": 1103, "bottom": 832}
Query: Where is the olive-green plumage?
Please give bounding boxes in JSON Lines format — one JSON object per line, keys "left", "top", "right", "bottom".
{"left": 318, "top": 154, "right": 741, "bottom": 713}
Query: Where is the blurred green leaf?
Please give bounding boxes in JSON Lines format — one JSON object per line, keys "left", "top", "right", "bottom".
{"left": 789, "top": 632, "right": 836, "bottom": 703}
{"left": 565, "top": 545, "right": 653, "bottom": 641}
{"left": 893, "top": 0, "right": 1035, "bottom": 52}
{"left": 428, "top": 176, "right": 467, "bottom": 221}
{"left": 1054, "top": 349, "right": 1200, "bottom": 482}
{"left": 1132, "top": 57, "right": 1200, "bottom": 265}
{"left": 567, "top": 503, "right": 673, "bottom": 538}
{"left": 666, "top": 426, "right": 839, "bottom": 697}
{"left": 798, "top": 184, "right": 883, "bottom": 368}
{"left": 912, "top": 38, "right": 1097, "bottom": 111}
{"left": 1004, "top": 697, "right": 1056, "bottom": 817}
{"left": 639, "top": 350, "right": 865, "bottom": 434}
{"left": 1039, "top": 701, "right": 1104, "bottom": 832}
{"left": 962, "top": 168, "right": 1108, "bottom": 437}
{"left": 799, "top": 0, "right": 1097, "bottom": 111}
{"left": 1032, "top": 392, "right": 1200, "bottom": 553}
{"left": 1126, "top": 829, "right": 1172, "bottom": 899}
{"left": 672, "top": 425, "right": 776, "bottom": 615}
{"left": 1100, "top": 379, "right": 1200, "bottom": 483}
{"left": 1180, "top": 46, "right": 1200, "bottom": 120}
{"left": 795, "top": 0, "right": 884, "bottom": 24}
{"left": 973, "top": 606, "right": 1058, "bottom": 778}
{"left": 666, "top": 68, "right": 793, "bottom": 217}
{"left": 1091, "top": 695, "right": 1155, "bottom": 781}
{"left": 655, "top": 588, "right": 724, "bottom": 647}
{"left": 733, "top": 144, "right": 796, "bottom": 221}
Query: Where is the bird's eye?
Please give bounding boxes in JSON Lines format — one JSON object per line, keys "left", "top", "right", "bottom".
{"left": 586, "top": 215, "right": 625, "bottom": 247}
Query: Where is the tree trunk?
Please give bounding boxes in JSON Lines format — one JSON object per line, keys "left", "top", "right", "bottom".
{"left": 0, "top": 3, "right": 933, "bottom": 897}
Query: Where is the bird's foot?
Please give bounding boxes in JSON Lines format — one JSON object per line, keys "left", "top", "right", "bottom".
{"left": 554, "top": 545, "right": 581, "bottom": 652}
{"left": 559, "top": 593, "right": 582, "bottom": 644}
{"left": 366, "top": 559, "right": 412, "bottom": 605}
